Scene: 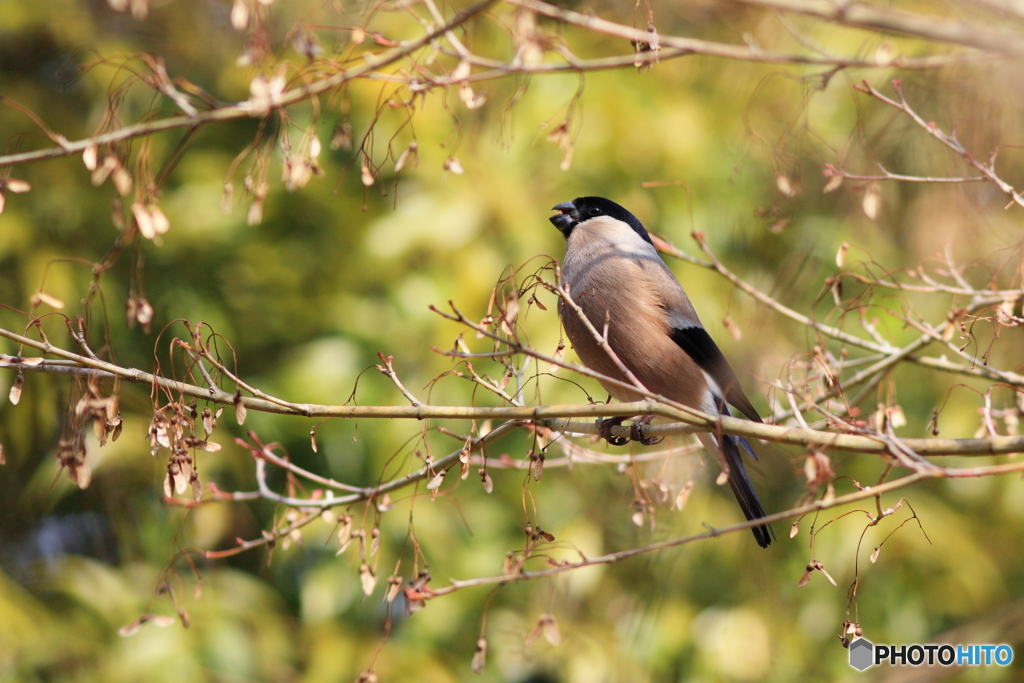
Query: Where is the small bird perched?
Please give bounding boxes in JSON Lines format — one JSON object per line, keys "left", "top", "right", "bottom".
{"left": 549, "top": 196, "right": 774, "bottom": 548}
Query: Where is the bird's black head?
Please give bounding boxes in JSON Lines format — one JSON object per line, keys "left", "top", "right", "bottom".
{"left": 549, "top": 196, "right": 653, "bottom": 245}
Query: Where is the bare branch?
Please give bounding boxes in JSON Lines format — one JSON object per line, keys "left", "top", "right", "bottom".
{"left": 737, "top": 0, "right": 1024, "bottom": 56}
{"left": 0, "top": 0, "right": 500, "bottom": 168}
{"left": 512, "top": 0, "right": 978, "bottom": 68}
{"left": 3, "top": 332, "right": 1022, "bottom": 456}
{"left": 856, "top": 80, "right": 1024, "bottom": 209}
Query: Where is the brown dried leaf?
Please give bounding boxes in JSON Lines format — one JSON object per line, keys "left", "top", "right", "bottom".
{"left": 480, "top": 469, "right": 493, "bottom": 493}
{"left": 823, "top": 173, "right": 843, "bottom": 194}
{"left": 426, "top": 470, "right": 445, "bottom": 490}
{"left": 797, "top": 565, "right": 814, "bottom": 588}
{"left": 862, "top": 182, "right": 880, "bottom": 220}
{"left": 32, "top": 291, "right": 65, "bottom": 309}
{"left": 234, "top": 394, "right": 247, "bottom": 425}
{"left": 471, "top": 637, "right": 488, "bottom": 674}
{"left": 83, "top": 145, "right": 98, "bottom": 171}
{"left": 246, "top": 199, "right": 263, "bottom": 226}
{"left": 112, "top": 166, "right": 133, "bottom": 196}
{"left": 789, "top": 521, "right": 799, "bottom": 538}
{"left": 458, "top": 81, "right": 487, "bottom": 110}
{"left": 91, "top": 155, "right": 116, "bottom": 187}
{"left": 836, "top": 241, "right": 849, "bottom": 267}
{"left": 870, "top": 545, "right": 881, "bottom": 563}
{"left": 133, "top": 202, "right": 155, "bottom": 239}
{"left": 527, "top": 613, "right": 560, "bottom": 647}
{"left": 673, "top": 481, "right": 694, "bottom": 510}
{"left": 385, "top": 576, "right": 402, "bottom": 604}
{"left": 9, "top": 374, "right": 24, "bottom": 405}
{"left": 118, "top": 615, "right": 150, "bottom": 637}
{"left": 451, "top": 59, "right": 471, "bottom": 81}
{"left": 890, "top": 405, "right": 907, "bottom": 429}
{"left": 359, "top": 563, "right": 376, "bottom": 596}
{"left": 70, "top": 461, "right": 91, "bottom": 489}
{"left": 137, "top": 299, "right": 154, "bottom": 326}
{"left": 776, "top": 174, "right": 798, "bottom": 197}
{"left": 804, "top": 454, "right": 817, "bottom": 483}
{"left": 444, "top": 157, "right": 464, "bottom": 175}
{"left": 394, "top": 141, "right": 417, "bottom": 173}
{"left": 541, "top": 613, "right": 561, "bottom": 645}
{"left": 231, "top": 0, "right": 249, "bottom": 30}
{"left": 185, "top": 437, "right": 221, "bottom": 452}
{"left": 0, "top": 442, "right": 5, "bottom": 465}
{"left": 173, "top": 467, "right": 189, "bottom": 495}
{"left": 822, "top": 482, "right": 835, "bottom": 504}
{"left": 149, "top": 204, "right": 170, "bottom": 235}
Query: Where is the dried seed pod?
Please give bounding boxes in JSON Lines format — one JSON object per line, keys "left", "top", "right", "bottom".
{"left": 862, "top": 182, "right": 880, "bottom": 220}
{"left": 359, "top": 563, "right": 376, "bottom": 596}
{"left": 234, "top": 393, "right": 247, "bottom": 425}
{"left": 471, "top": 637, "right": 488, "bottom": 674}
{"left": 9, "top": 374, "right": 24, "bottom": 405}
{"left": 230, "top": 0, "right": 249, "bottom": 30}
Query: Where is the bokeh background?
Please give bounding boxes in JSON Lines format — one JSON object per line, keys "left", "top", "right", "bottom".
{"left": 2, "top": 1, "right": 1024, "bottom": 681}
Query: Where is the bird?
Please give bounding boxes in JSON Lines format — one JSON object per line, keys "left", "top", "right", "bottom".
{"left": 549, "top": 196, "right": 774, "bottom": 548}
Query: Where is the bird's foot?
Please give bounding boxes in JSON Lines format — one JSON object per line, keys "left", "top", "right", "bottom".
{"left": 630, "top": 414, "right": 662, "bottom": 445}
{"left": 597, "top": 417, "right": 629, "bottom": 446}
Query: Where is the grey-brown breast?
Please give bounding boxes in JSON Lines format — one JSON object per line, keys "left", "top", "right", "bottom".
{"left": 559, "top": 217, "right": 710, "bottom": 411}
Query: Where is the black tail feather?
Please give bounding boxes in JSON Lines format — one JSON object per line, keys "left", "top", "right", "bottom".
{"left": 722, "top": 434, "right": 774, "bottom": 548}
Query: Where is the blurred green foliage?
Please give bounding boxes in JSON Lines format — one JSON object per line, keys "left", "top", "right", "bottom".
{"left": 1, "top": 1, "right": 1024, "bottom": 682}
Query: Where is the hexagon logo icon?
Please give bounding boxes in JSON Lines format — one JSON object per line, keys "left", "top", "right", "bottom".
{"left": 849, "top": 638, "right": 874, "bottom": 671}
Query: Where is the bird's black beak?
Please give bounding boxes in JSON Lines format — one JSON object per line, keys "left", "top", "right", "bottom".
{"left": 549, "top": 201, "right": 578, "bottom": 236}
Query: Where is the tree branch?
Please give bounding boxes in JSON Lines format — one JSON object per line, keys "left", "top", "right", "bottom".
{"left": 0, "top": 0, "right": 499, "bottom": 168}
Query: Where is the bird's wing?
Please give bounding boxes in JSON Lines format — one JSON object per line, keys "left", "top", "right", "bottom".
{"left": 668, "top": 325, "right": 762, "bottom": 424}
{"left": 636, "top": 256, "right": 763, "bottom": 424}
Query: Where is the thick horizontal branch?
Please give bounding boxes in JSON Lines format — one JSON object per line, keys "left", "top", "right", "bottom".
{"left": 3, "top": 336, "right": 1023, "bottom": 456}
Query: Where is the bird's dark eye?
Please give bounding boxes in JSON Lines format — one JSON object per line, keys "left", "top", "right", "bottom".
{"left": 588, "top": 206, "right": 602, "bottom": 216}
